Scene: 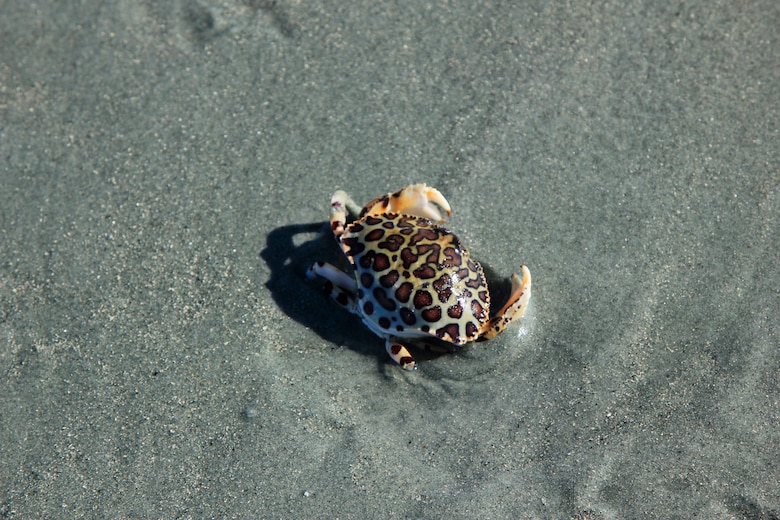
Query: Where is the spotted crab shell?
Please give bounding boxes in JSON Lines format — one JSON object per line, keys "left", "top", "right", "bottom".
{"left": 340, "top": 213, "right": 491, "bottom": 345}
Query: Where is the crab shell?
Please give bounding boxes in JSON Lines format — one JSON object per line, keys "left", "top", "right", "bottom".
{"left": 340, "top": 213, "right": 491, "bottom": 345}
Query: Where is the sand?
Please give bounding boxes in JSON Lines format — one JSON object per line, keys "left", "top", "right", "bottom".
{"left": 1, "top": 1, "right": 778, "bottom": 518}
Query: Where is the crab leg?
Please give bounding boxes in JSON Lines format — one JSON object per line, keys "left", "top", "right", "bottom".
{"left": 385, "top": 338, "right": 416, "bottom": 370}
{"left": 329, "top": 190, "right": 363, "bottom": 239}
{"left": 307, "top": 261, "right": 359, "bottom": 313}
{"left": 360, "top": 183, "right": 452, "bottom": 223}
{"left": 480, "top": 265, "right": 532, "bottom": 340}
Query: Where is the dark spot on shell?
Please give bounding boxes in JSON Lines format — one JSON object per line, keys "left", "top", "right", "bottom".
{"left": 471, "top": 300, "right": 486, "bottom": 321}
{"left": 378, "top": 234, "right": 405, "bottom": 252}
{"left": 349, "top": 223, "right": 364, "bottom": 232}
{"left": 421, "top": 325, "right": 430, "bottom": 332}
{"left": 395, "top": 282, "right": 413, "bottom": 303}
{"left": 396, "top": 325, "right": 404, "bottom": 331}
{"left": 433, "top": 275, "right": 453, "bottom": 303}
{"left": 465, "top": 321, "right": 479, "bottom": 337}
{"left": 379, "top": 317, "right": 391, "bottom": 328}
{"left": 436, "top": 323, "right": 460, "bottom": 342}
{"left": 373, "top": 287, "right": 397, "bottom": 311}
{"left": 443, "top": 246, "right": 462, "bottom": 267}
{"left": 416, "top": 243, "right": 442, "bottom": 265}
{"left": 363, "top": 300, "right": 374, "bottom": 315}
{"left": 341, "top": 237, "right": 365, "bottom": 256}
{"left": 447, "top": 304, "right": 463, "bottom": 319}
{"left": 400, "top": 248, "right": 418, "bottom": 269}
{"left": 382, "top": 221, "right": 395, "bottom": 229}
{"left": 421, "top": 306, "right": 442, "bottom": 322}
{"left": 413, "top": 265, "right": 436, "bottom": 279}
{"left": 478, "top": 290, "right": 489, "bottom": 303}
{"left": 413, "top": 290, "right": 433, "bottom": 309}
{"left": 379, "top": 270, "right": 399, "bottom": 288}
{"left": 409, "top": 228, "right": 440, "bottom": 245}
{"left": 372, "top": 253, "right": 390, "bottom": 272}
{"left": 465, "top": 275, "right": 484, "bottom": 289}
{"left": 364, "top": 228, "right": 385, "bottom": 241}
{"left": 358, "top": 250, "right": 374, "bottom": 269}
{"left": 365, "top": 216, "right": 383, "bottom": 225}
{"left": 360, "top": 272, "right": 374, "bottom": 288}
{"left": 397, "top": 217, "right": 415, "bottom": 234}
{"left": 400, "top": 307, "right": 416, "bottom": 325}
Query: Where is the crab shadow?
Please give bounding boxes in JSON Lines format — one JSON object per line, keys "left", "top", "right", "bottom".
{"left": 261, "top": 222, "right": 515, "bottom": 372}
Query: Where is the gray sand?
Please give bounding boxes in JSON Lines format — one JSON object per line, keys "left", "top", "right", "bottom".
{"left": 1, "top": 1, "right": 778, "bottom": 518}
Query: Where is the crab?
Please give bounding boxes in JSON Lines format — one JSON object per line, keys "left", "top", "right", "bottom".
{"left": 307, "top": 183, "right": 531, "bottom": 370}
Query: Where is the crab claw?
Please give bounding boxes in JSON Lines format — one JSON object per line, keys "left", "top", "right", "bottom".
{"left": 420, "top": 184, "right": 452, "bottom": 221}
{"left": 479, "top": 265, "right": 532, "bottom": 341}
{"left": 384, "top": 183, "right": 452, "bottom": 222}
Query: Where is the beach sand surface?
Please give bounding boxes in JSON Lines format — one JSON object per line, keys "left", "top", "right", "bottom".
{"left": 1, "top": 2, "right": 778, "bottom": 518}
